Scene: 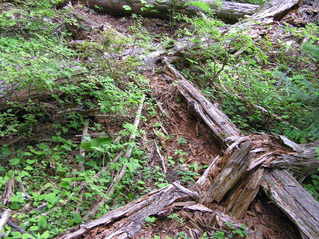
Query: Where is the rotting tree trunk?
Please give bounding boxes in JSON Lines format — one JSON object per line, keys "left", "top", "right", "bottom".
{"left": 58, "top": 184, "right": 193, "bottom": 239}
{"left": 84, "top": 0, "right": 260, "bottom": 22}
{"left": 253, "top": 0, "right": 300, "bottom": 20}
{"left": 58, "top": 79, "right": 319, "bottom": 239}
{"left": 177, "top": 79, "right": 241, "bottom": 147}
{"left": 176, "top": 79, "right": 319, "bottom": 239}
{"left": 262, "top": 170, "right": 319, "bottom": 239}
{"left": 200, "top": 141, "right": 251, "bottom": 203}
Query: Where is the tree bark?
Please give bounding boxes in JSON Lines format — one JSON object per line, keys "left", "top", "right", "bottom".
{"left": 262, "top": 170, "right": 319, "bottom": 239}
{"left": 58, "top": 183, "right": 196, "bottom": 239}
{"left": 177, "top": 79, "right": 241, "bottom": 147}
{"left": 200, "top": 141, "right": 251, "bottom": 203}
{"left": 85, "top": 0, "right": 260, "bottom": 21}
{"left": 253, "top": 0, "right": 300, "bottom": 20}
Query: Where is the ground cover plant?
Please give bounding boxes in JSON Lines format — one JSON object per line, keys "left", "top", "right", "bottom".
{"left": 0, "top": 0, "right": 318, "bottom": 238}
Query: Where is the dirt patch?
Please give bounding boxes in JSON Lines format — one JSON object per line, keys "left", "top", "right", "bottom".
{"left": 145, "top": 71, "right": 220, "bottom": 181}
{"left": 245, "top": 195, "right": 301, "bottom": 239}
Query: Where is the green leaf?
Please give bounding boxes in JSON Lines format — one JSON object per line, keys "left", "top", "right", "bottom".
{"left": 144, "top": 216, "right": 157, "bottom": 223}
{"left": 123, "top": 5, "right": 132, "bottom": 11}
{"left": 80, "top": 137, "right": 111, "bottom": 152}
{"left": 186, "top": 1, "right": 211, "bottom": 13}
{"left": 9, "top": 158, "right": 21, "bottom": 166}
{"left": 38, "top": 215, "right": 48, "bottom": 230}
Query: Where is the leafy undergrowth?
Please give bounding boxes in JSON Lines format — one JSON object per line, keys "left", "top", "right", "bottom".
{"left": 0, "top": 0, "right": 318, "bottom": 238}
{"left": 0, "top": 1, "right": 164, "bottom": 238}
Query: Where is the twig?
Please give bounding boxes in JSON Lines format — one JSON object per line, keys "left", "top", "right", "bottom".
{"left": 2, "top": 178, "right": 15, "bottom": 206}
{"left": 7, "top": 220, "right": 26, "bottom": 234}
{"left": 163, "top": 57, "right": 187, "bottom": 80}
{"left": 172, "top": 182, "right": 199, "bottom": 199}
{"left": 154, "top": 141, "right": 167, "bottom": 174}
{"left": 79, "top": 120, "right": 89, "bottom": 171}
{"left": 84, "top": 95, "right": 146, "bottom": 220}
{"left": 0, "top": 209, "right": 11, "bottom": 232}
{"left": 73, "top": 120, "right": 89, "bottom": 214}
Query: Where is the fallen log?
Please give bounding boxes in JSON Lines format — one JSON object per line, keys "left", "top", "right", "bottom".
{"left": 253, "top": 0, "right": 300, "bottom": 20}
{"left": 176, "top": 80, "right": 319, "bottom": 238}
{"left": 268, "top": 136, "right": 319, "bottom": 180}
{"left": 84, "top": 0, "right": 260, "bottom": 21}
{"left": 224, "top": 168, "right": 264, "bottom": 219}
{"left": 201, "top": 141, "right": 251, "bottom": 203}
{"left": 262, "top": 170, "right": 319, "bottom": 239}
{"left": 177, "top": 79, "right": 241, "bottom": 147}
{"left": 58, "top": 183, "right": 197, "bottom": 239}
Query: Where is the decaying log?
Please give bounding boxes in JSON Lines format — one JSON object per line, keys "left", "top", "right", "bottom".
{"left": 177, "top": 79, "right": 241, "bottom": 147}
{"left": 58, "top": 183, "right": 196, "bottom": 239}
{"left": 224, "top": 168, "right": 264, "bottom": 219}
{"left": 201, "top": 141, "right": 251, "bottom": 203}
{"left": 253, "top": 0, "right": 300, "bottom": 20}
{"left": 175, "top": 78, "right": 319, "bottom": 234}
{"left": 268, "top": 136, "right": 319, "bottom": 179}
{"left": 84, "top": 0, "right": 259, "bottom": 21}
{"left": 262, "top": 170, "right": 319, "bottom": 239}
{"left": 171, "top": 64, "right": 319, "bottom": 231}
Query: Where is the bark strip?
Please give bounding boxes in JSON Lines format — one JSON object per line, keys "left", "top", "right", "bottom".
{"left": 262, "top": 170, "right": 319, "bottom": 239}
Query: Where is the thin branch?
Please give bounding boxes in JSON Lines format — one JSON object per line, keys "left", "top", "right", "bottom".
{"left": 0, "top": 209, "right": 11, "bottom": 233}
{"left": 84, "top": 94, "right": 146, "bottom": 220}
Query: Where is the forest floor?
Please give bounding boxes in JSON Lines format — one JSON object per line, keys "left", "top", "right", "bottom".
{"left": 0, "top": 1, "right": 318, "bottom": 239}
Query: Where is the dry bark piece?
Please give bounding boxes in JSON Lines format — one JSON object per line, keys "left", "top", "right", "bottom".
{"left": 0, "top": 209, "right": 11, "bottom": 233}
{"left": 262, "top": 170, "right": 319, "bottom": 239}
{"left": 196, "top": 155, "right": 220, "bottom": 190}
{"left": 2, "top": 178, "right": 15, "bottom": 206}
{"left": 225, "top": 168, "right": 264, "bottom": 218}
{"left": 177, "top": 79, "right": 241, "bottom": 147}
{"left": 58, "top": 184, "right": 194, "bottom": 239}
{"left": 201, "top": 141, "right": 251, "bottom": 203}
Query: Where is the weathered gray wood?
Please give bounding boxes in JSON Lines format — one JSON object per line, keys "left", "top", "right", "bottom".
{"left": 58, "top": 183, "right": 196, "bottom": 239}
{"left": 200, "top": 141, "right": 251, "bottom": 203}
{"left": 177, "top": 79, "right": 241, "bottom": 147}
{"left": 196, "top": 155, "right": 220, "bottom": 190}
{"left": 262, "top": 170, "right": 319, "bottom": 239}
{"left": 225, "top": 168, "right": 264, "bottom": 218}
{"left": 268, "top": 137, "right": 319, "bottom": 179}
{"left": 253, "top": 0, "right": 300, "bottom": 19}
{"left": 84, "top": 0, "right": 259, "bottom": 21}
